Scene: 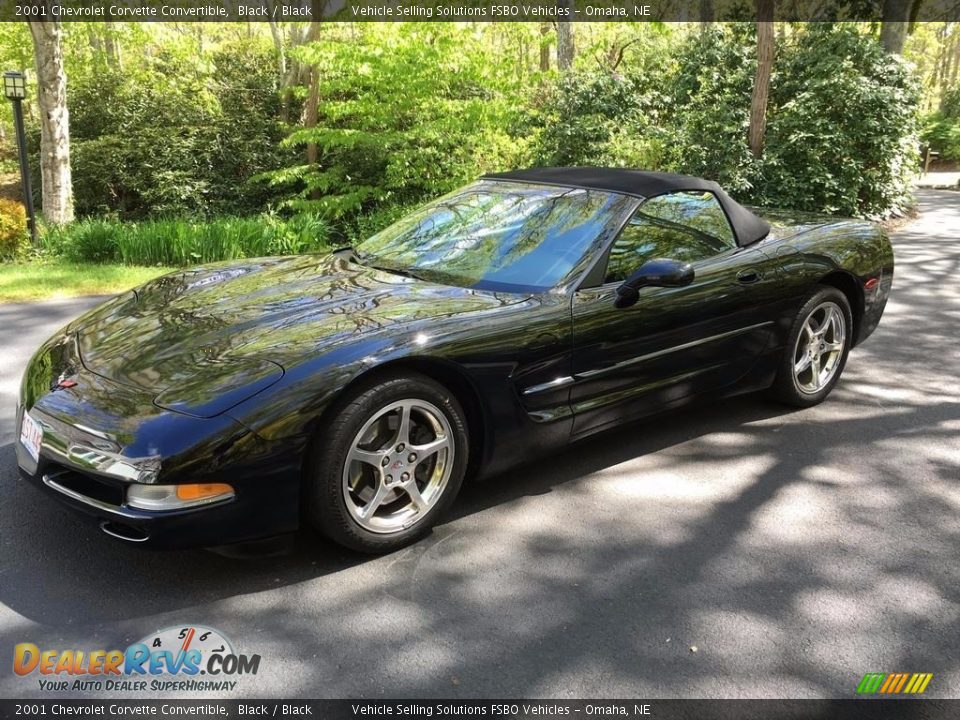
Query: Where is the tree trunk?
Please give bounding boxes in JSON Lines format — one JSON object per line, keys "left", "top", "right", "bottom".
{"left": 699, "top": 0, "right": 714, "bottom": 25}
{"left": 305, "top": 67, "right": 320, "bottom": 167}
{"left": 279, "top": 24, "right": 305, "bottom": 123}
{"left": 748, "top": 4, "right": 775, "bottom": 159}
{"left": 28, "top": 19, "right": 73, "bottom": 225}
{"left": 881, "top": 22, "right": 909, "bottom": 53}
{"left": 908, "top": 0, "right": 925, "bottom": 35}
{"left": 265, "top": 0, "right": 287, "bottom": 89}
{"left": 880, "top": 0, "right": 913, "bottom": 54}
{"left": 303, "top": 19, "right": 322, "bottom": 200}
{"left": 935, "top": 23, "right": 949, "bottom": 104}
{"left": 950, "top": 27, "right": 960, "bottom": 88}
{"left": 539, "top": 22, "right": 551, "bottom": 72}
{"left": 103, "top": 20, "right": 121, "bottom": 70}
{"left": 556, "top": 8, "right": 575, "bottom": 71}
{"left": 267, "top": 19, "right": 287, "bottom": 84}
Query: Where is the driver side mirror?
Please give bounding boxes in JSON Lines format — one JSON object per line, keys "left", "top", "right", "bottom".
{"left": 614, "top": 258, "right": 695, "bottom": 309}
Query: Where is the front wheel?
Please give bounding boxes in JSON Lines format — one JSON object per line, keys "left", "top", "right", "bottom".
{"left": 304, "top": 373, "right": 469, "bottom": 553}
{"left": 769, "top": 286, "right": 853, "bottom": 408}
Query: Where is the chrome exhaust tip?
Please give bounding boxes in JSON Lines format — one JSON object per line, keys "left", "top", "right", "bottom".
{"left": 99, "top": 521, "right": 149, "bottom": 543}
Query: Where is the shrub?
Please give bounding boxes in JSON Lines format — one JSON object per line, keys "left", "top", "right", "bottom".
{"left": 536, "top": 71, "right": 649, "bottom": 166}
{"left": 267, "top": 24, "right": 531, "bottom": 224}
{"left": 532, "top": 28, "right": 759, "bottom": 193}
{"left": 67, "top": 41, "right": 293, "bottom": 220}
{"left": 663, "top": 25, "right": 761, "bottom": 196}
{"left": 345, "top": 202, "right": 423, "bottom": 245}
{"left": 0, "top": 198, "right": 29, "bottom": 260}
{"left": 46, "top": 219, "right": 119, "bottom": 263}
{"left": 921, "top": 113, "right": 960, "bottom": 162}
{"left": 939, "top": 87, "right": 960, "bottom": 119}
{"left": 760, "top": 24, "right": 921, "bottom": 217}
{"left": 531, "top": 24, "right": 920, "bottom": 218}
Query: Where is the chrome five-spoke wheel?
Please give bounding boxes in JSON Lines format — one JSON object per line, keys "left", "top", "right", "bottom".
{"left": 792, "top": 300, "right": 846, "bottom": 394}
{"left": 342, "top": 399, "right": 453, "bottom": 534}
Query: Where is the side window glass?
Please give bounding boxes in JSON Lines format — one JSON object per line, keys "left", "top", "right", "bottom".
{"left": 603, "top": 191, "right": 736, "bottom": 284}
{"left": 641, "top": 191, "right": 736, "bottom": 247}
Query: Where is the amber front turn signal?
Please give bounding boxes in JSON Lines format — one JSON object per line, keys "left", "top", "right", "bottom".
{"left": 127, "top": 482, "right": 235, "bottom": 511}
{"left": 176, "top": 483, "right": 234, "bottom": 501}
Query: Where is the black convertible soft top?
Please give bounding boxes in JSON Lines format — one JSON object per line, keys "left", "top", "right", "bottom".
{"left": 483, "top": 167, "right": 771, "bottom": 248}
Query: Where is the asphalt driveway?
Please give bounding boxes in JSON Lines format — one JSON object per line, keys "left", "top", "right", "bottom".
{"left": 0, "top": 190, "right": 958, "bottom": 699}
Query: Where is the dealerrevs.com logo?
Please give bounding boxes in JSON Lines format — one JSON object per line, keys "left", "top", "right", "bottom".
{"left": 13, "top": 625, "right": 260, "bottom": 693}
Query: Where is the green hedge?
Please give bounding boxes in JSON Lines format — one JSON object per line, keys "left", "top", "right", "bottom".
{"left": 534, "top": 24, "right": 920, "bottom": 218}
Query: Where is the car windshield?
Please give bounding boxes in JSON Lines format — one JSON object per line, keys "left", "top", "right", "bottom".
{"left": 355, "top": 180, "right": 631, "bottom": 292}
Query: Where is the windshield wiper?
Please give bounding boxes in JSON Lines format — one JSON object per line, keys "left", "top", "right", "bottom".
{"left": 364, "top": 263, "right": 423, "bottom": 281}
{"left": 332, "top": 246, "right": 361, "bottom": 263}
{"left": 346, "top": 248, "right": 425, "bottom": 281}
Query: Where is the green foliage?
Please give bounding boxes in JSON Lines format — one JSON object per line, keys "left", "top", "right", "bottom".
{"left": 533, "top": 27, "right": 759, "bottom": 193}
{"left": 921, "top": 115, "right": 960, "bottom": 161}
{"left": 2, "top": 20, "right": 925, "bottom": 246}
{"left": 534, "top": 24, "right": 919, "bottom": 218}
{"left": 345, "top": 202, "right": 424, "bottom": 245}
{"left": 266, "top": 24, "right": 531, "bottom": 222}
{"left": 41, "top": 214, "right": 331, "bottom": 266}
{"left": 68, "top": 40, "right": 293, "bottom": 219}
{"left": 0, "top": 198, "right": 29, "bottom": 260}
{"left": 939, "top": 86, "right": 960, "bottom": 119}
{"left": 663, "top": 25, "right": 761, "bottom": 195}
{"left": 921, "top": 88, "right": 960, "bottom": 161}
{"left": 534, "top": 71, "right": 670, "bottom": 170}
{"left": 760, "top": 24, "right": 920, "bottom": 217}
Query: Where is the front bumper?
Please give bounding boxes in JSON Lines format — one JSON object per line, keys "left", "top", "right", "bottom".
{"left": 16, "top": 330, "right": 304, "bottom": 550}
{"left": 17, "top": 469, "right": 296, "bottom": 551}
{"left": 16, "top": 402, "right": 303, "bottom": 550}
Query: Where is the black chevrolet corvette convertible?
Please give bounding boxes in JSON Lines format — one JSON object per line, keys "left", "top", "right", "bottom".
{"left": 16, "top": 168, "right": 893, "bottom": 553}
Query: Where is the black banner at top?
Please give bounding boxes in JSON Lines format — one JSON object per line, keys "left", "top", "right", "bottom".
{"left": 3, "top": 0, "right": 960, "bottom": 22}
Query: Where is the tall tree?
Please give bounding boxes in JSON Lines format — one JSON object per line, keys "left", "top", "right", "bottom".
{"left": 700, "top": 0, "right": 714, "bottom": 27}
{"left": 266, "top": 17, "right": 287, "bottom": 85}
{"left": 880, "top": 0, "right": 921, "bottom": 54}
{"left": 556, "top": 9, "right": 575, "bottom": 71}
{"left": 303, "top": 19, "right": 323, "bottom": 199}
{"left": 748, "top": 0, "right": 775, "bottom": 158}
{"left": 28, "top": 19, "right": 73, "bottom": 224}
{"left": 103, "top": 20, "right": 121, "bottom": 69}
{"left": 539, "top": 22, "right": 551, "bottom": 72}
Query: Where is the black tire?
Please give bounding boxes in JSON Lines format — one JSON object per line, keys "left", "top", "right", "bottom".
{"left": 769, "top": 285, "right": 853, "bottom": 408}
{"left": 304, "top": 372, "right": 469, "bottom": 554}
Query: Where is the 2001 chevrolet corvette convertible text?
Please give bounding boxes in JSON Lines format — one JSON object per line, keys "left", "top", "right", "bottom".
{"left": 16, "top": 168, "right": 893, "bottom": 553}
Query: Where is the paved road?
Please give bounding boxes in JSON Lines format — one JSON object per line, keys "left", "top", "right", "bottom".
{"left": 1, "top": 191, "right": 958, "bottom": 699}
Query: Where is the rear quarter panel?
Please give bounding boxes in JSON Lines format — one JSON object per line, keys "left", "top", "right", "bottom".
{"left": 760, "top": 219, "right": 893, "bottom": 347}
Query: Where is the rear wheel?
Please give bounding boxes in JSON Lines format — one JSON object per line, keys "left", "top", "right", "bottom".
{"left": 769, "top": 286, "right": 852, "bottom": 408}
{"left": 304, "top": 373, "right": 468, "bottom": 553}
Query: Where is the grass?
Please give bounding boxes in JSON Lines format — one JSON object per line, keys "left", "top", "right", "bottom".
{"left": 42, "top": 214, "right": 332, "bottom": 266}
{"left": 0, "top": 213, "right": 334, "bottom": 303}
{"left": 0, "top": 259, "right": 172, "bottom": 303}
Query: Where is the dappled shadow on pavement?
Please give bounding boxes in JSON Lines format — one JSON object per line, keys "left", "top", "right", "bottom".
{"left": 0, "top": 193, "right": 957, "bottom": 698}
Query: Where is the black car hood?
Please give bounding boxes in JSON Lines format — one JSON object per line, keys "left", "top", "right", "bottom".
{"left": 74, "top": 254, "right": 528, "bottom": 397}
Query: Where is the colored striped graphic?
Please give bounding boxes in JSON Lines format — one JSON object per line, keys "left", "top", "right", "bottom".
{"left": 857, "top": 672, "right": 933, "bottom": 694}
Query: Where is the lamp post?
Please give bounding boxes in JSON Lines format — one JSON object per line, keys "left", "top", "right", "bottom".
{"left": 3, "top": 71, "right": 37, "bottom": 244}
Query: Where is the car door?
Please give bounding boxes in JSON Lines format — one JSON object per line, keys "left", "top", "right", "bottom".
{"left": 569, "top": 190, "right": 778, "bottom": 438}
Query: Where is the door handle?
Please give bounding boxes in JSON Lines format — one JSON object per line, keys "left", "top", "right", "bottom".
{"left": 737, "top": 269, "right": 761, "bottom": 284}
